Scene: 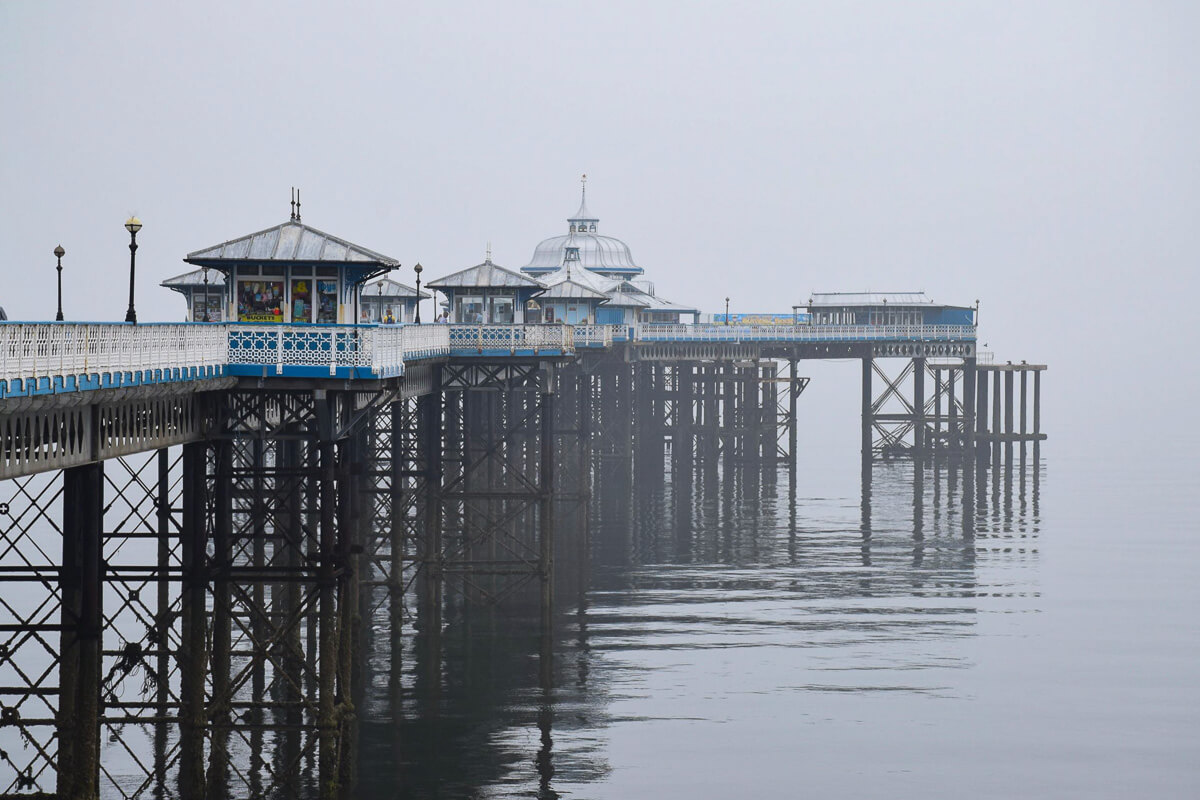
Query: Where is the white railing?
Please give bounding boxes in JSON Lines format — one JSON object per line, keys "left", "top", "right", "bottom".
{"left": 572, "top": 324, "right": 615, "bottom": 347}
{"left": 633, "top": 323, "right": 976, "bottom": 342}
{"left": 0, "top": 323, "right": 226, "bottom": 385}
{"left": 226, "top": 323, "right": 454, "bottom": 376}
{"left": 0, "top": 320, "right": 979, "bottom": 396}
{"left": 366, "top": 325, "right": 451, "bottom": 378}
{"left": 447, "top": 324, "right": 574, "bottom": 353}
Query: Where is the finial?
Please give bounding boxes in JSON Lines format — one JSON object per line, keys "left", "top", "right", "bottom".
{"left": 295, "top": 189, "right": 301, "bottom": 223}
{"left": 486, "top": 241, "right": 492, "bottom": 262}
{"left": 581, "top": 173, "right": 587, "bottom": 202}
{"left": 290, "top": 187, "right": 296, "bottom": 221}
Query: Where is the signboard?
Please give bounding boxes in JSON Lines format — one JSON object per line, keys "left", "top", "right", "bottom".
{"left": 713, "top": 313, "right": 809, "bottom": 325}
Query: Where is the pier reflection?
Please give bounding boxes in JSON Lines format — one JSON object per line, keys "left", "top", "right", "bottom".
{"left": 13, "top": 447, "right": 1041, "bottom": 799}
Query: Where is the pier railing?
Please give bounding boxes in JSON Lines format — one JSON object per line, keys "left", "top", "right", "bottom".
{"left": 0, "top": 322, "right": 226, "bottom": 393}
{"left": 1, "top": 320, "right": 977, "bottom": 397}
{"left": 633, "top": 323, "right": 976, "bottom": 342}
{"left": 447, "top": 324, "right": 574, "bottom": 354}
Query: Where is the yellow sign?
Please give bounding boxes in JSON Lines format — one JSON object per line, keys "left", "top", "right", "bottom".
{"left": 242, "top": 312, "right": 283, "bottom": 323}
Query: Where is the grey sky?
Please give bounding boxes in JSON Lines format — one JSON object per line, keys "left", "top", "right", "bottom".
{"left": 2, "top": 1, "right": 1197, "bottom": 434}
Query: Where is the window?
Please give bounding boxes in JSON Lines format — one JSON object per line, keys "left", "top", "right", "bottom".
{"left": 237, "top": 280, "right": 285, "bottom": 322}
{"left": 291, "top": 279, "right": 313, "bottom": 322}
{"left": 491, "top": 297, "right": 514, "bottom": 324}
{"left": 456, "top": 296, "right": 484, "bottom": 323}
{"left": 192, "top": 293, "right": 223, "bottom": 322}
{"left": 316, "top": 280, "right": 338, "bottom": 323}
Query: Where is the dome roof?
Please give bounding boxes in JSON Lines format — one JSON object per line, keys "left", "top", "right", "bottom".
{"left": 521, "top": 178, "right": 645, "bottom": 278}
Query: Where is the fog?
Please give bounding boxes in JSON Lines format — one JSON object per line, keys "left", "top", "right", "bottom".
{"left": 4, "top": 2, "right": 1196, "bottom": 429}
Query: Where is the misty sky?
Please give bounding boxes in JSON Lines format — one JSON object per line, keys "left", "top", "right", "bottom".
{"left": 2, "top": 1, "right": 1197, "bottom": 440}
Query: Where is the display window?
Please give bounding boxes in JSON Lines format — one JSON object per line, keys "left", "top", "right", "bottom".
{"left": 237, "top": 280, "right": 284, "bottom": 322}
{"left": 456, "top": 296, "right": 484, "bottom": 323}
{"left": 191, "top": 294, "right": 224, "bottom": 322}
{"left": 317, "top": 280, "right": 338, "bottom": 323}
{"left": 544, "top": 305, "right": 557, "bottom": 324}
{"left": 490, "top": 297, "right": 515, "bottom": 324}
{"left": 291, "top": 279, "right": 313, "bottom": 322}
{"left": 526, "top": 301, "right": 542, "bottom": 324}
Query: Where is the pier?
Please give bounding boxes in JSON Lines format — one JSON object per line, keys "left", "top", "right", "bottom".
{"left": 0, "top": 202, "right": 1044, "bottom": 799}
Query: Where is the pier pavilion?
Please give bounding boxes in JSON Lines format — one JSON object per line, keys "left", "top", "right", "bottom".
{"left": 161, "top": 267, "right": 227, "bottom": 321}
{"left": 426, "top": 255, "right": 542, "bottom": 324}
{"left": 0, "top": 191, "right": 1045, "bottom": 799}
{"left": 360, "top": 276, "right": 428, "bottom": 324}
{"left": 183, "top": 203, "right": 397, "bottom": 324}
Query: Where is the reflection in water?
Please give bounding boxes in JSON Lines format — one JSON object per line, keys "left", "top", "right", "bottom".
{"left": 198, "top": 446, "right": 1042, "bottom": 798}
{"left": 347, "top": 446, "right": 1042, "bottom": 799}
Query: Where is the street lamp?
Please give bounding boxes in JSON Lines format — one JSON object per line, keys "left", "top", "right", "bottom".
{"left": 124, "top": 216, "right": 142, "bottom": 324}
{"left": 724, "top": 296, "right": 730, "bottom": 326}
{"left": 202, "top": 266, "right": 211, "bottom": 322}
{"left": 53, "top": 245, "right": 65, "bottom": 321}
{"left": 413, "top": 263, "right": 423, "bottom": 324}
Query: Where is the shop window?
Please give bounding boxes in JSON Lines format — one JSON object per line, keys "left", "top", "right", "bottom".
{"left": 317, "top": 280, "right": 338, "bottom": 323}
{"left": 237, "top": 280, "right": 284, "bottom": 322}
{"left": 291, "top": 279, "right": 313, "bottom": 322}
{"left": 192, "top": 294, "right": 223, "bottom": 322}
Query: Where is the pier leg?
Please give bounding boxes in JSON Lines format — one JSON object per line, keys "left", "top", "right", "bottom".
{"left": 913, "top": 356, "right": 926, "bottom": 459}
{"left": 992, "top": 371, "right": 1002, "bottom": 466}
{"left": 316, "top": 392, "right": 340, "bottom": 799}
{"left": 58, "top": 462, "right": 103, "bottom": 800}
{"left": 178, "top": 442, "right": 208, "bottom": 799}
{"left": 932, "top": 368, "right": 943, "bottom": 456}
{"left": 207, "top": 441, "right": 232, "bottom": 798}
{"left": 540, "top": 369, "right": 556, "bottom": 634}
{"left": 154, "top": 448, "right": 172, "bottom": 797}
{"left": 1034, "top": 370, "right": 1041, "bottom": 435}
{"left": 861, "top": 356, "right": 873, "bottom": 473}
{"left": 1020, "top": 370, "right": 1028, "bottom": 436}
{"left": 962, "top": 358, "right": 976, "bottom": 459}
{"left": 976, "top": 367, "right": 989, "bottom": 462}
{"left": 788, "top": 359, "right": 798, "bottom": 465}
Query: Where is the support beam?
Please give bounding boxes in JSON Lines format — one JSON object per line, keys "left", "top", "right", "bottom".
{"left": 58, "top": 462, "right": 103, "bottom": 800}
{"left": 861, "top": 356, "right": 873, "bottom": 472}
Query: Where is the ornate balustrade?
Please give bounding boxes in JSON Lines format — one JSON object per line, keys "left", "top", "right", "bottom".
{"left": 0, "top": 322, "right": 226, "bottom": 398}
{"left": 634, "top": 323, "right": 976, "bottom": 342}
{"left": 0, "top": 320, "right": 978, "bottom": 399}
{"left": 446, "top": 324, "right": 574, "bottom": 355}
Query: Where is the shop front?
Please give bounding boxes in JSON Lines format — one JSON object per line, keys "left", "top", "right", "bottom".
{"left": 184, "top": 213, "right": 398, "bottom": 327}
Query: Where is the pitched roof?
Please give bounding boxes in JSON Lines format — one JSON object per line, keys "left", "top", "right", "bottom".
{"left": 533, "top": 279, "right": 607, "bottom": 300}
{"left": 808, "top": 292, "right": 934, "bottom": 307}
{"left": 426, "top": 259, "right": 540, "bottom": 290}
{"left": 161, "top": 268, "right": 227, "bottom": 289}
{"left": 185, "top": 220, "right": 398, "bottom": 266}
{"left": 362, "top": 278, "right": 430, "bottom": 299}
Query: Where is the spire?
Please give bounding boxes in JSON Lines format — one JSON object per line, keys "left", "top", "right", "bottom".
{"left": 569, "top": 173, "right": 597, "bottom": 229}
{"left": 485, "top": 241, "right": 492, "bottom": 263}
{"left": 295, "top": 188, "right": 301, "bottom": 223}
{"left": 290, "top": 187, "right": 296, "bottom": 221}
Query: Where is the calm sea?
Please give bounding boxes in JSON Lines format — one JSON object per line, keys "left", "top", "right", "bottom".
{"left": 353, "top": 422, "right": 1200, "bottom": 799}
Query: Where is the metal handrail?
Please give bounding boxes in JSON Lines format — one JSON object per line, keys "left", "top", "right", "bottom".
{"left": 0, "top": 320, "right": 979, "bottom": 394}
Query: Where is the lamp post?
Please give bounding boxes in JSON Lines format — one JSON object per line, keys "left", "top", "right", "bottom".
{"left": 201, "top": 266, "right": 211, "bottom": 322}
{"left": 124, "top": 216, "right": 142, "bottom": 324}
{"left": 54, "top": 245, "right": 65, "bottom": 321}
{"left": 414, "top": 263, "right": 423, "bottom": 323}
{"left": 724, "top": 296, "right": 730, "bottom": 326}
